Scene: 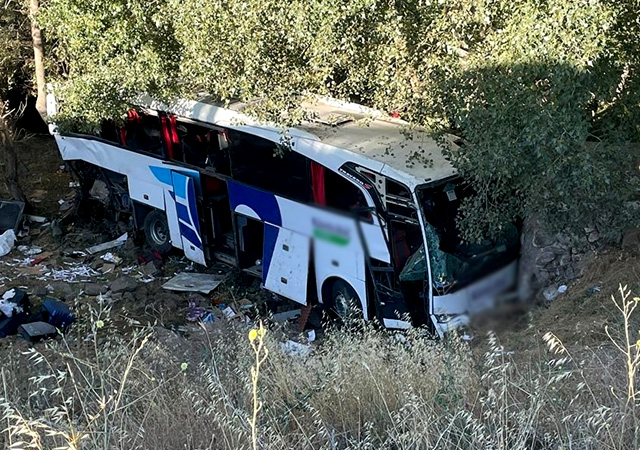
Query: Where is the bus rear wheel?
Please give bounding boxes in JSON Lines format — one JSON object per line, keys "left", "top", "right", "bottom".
{"left": 330, "top": 280, "right": 363, "bottom": 323}
{"left": 143, "top": 210, "right": 172, "bottom": 254}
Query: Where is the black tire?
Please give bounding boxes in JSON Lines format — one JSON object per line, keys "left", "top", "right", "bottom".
{"left": 330, "top": 280, "right": 363, "bottom": 323}
{"left": 143, "top": 210, "right": 172, "bottom": 254}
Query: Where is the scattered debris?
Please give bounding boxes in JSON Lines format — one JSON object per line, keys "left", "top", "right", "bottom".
{"left": 0, "top": 229, "right": 16, "bottom": 258}
{"left": 24, "top": 215, "right": 47, "bottom": 224}
{"left": 17, "top": 245, "right": 43, "bottom": 256}
{"left": 89, "top": 180, "right": 110, "bottom": 203}
{"left": 101, "top": 252, "right": 122, "bottom": 265}
{"left": 0, "top": 200, "right": 25, "bottom": 233}
{"left": 557, "top": 285, "right": 568, "bottom": 294}
{"left": 85, "top": 233, "right": 128, "bottom": 255}
{"left": 42, "top": 298, "right": 75, "bottom": 329}
{"left": 0, "top": 289, "right": 28, "bottom": 317}
{"left": 587, "top": 285, "right": 602, "bottom": 295}
{"left": 162, "top": 272, "right": 226, "bottom": 294}
{"left": 0, "top": 289, "right": 30, "bottom": 338}
{"left": 221, "top": 306, "right": 237, "bottom": 320}
{"left": 38, "top": 264, "right": 99, "bottom": 283}
{"left": 272, "top": 309, "right": 302, "bottom": 323}
{"left": 307, "top": 329, "right": 316, "bottom": 342}
{"left": 29, "top": 252, "right": 53, "bottom": 266}
{"left": 18, "top": 321, "right": 58, "bottom": 342}
{"left": 186, "top": 300, "right": 212, "bottom": 322}
{"left": 280, "top": 340, "right": 312, "bottom": 357}
{"left": 543, "top": 284, "right": 568, "bottom": 302}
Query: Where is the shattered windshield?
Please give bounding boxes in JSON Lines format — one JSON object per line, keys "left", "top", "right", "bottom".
{"left": 416, "top": 179, "right": 519, "bottom": 292}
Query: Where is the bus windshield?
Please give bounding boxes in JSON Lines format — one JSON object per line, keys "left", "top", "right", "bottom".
{"left": 416, "top": 179, "right": 519, "bottom": 292}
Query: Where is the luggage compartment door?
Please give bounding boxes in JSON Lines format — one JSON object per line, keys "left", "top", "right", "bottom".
{"left": 263, "top": 225, "right": 310, "bottom": 305}
{"left": 171, "top": 171, "right": 205, "bottom": 265}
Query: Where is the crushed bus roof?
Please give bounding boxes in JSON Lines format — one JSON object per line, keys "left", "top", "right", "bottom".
{"left": 140, "top": 95, "right": 458, "bottom": 190}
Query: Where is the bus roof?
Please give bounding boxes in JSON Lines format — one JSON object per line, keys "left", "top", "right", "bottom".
{"left": 140, "top": 95, "right": 458, "bottom": 190}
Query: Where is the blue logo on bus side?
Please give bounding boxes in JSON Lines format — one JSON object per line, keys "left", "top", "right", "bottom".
{"left": 149, "top": 166, "right": 202, "bottom": 250}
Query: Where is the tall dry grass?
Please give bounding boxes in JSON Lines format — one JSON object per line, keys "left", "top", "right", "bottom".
{"left": 0, "top": 286, "right": 638, "bottom": 450}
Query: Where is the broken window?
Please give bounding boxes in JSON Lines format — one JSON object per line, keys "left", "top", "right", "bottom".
{"left": 119, "top": 110, "right": 163, "bottom": 155}
{"left": 229, "top": 131, "right": 311, "bottom": 202}
{"left": 325, "top": 169, "right": 369, "bottom": 217}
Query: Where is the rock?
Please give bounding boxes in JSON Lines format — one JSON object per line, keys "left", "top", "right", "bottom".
{"left": 134, "top": 285, "right": 149, "bottom": 302}
{"left": 558, "top": 254, "right": 572, "bottom": 268}
{"left": 157, "top": 292, "right": 181, "bottom": 310}
{"left": 536, "top": 251, "right": 556, "bottom": 266}
{"left": 622, "top": 228, "right": 640, "bottom": 250}
{"left": 49, "top": 281, "right": 76, "bottom": 300}
{"left": 83, "top": 282, "right": 107, "bottom": 296}
{"left": 588, "top": 231, "right": 600, "bottom": 243}
{"left": 122, "top": 292, "right": 135, "bottom": 303}
{"left": 31, "top": 285, "right": 47, "bottom": 297}
{"left": 109, "top": 276, "right": 138, "bottom": 293}
{"left": 532, "top": 230, "right": 555, "bottom": 248}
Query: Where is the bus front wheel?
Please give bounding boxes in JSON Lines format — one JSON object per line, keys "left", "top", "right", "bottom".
{"left": 143, "top": 210, "right": 172, "bottom": 254}
{"left": 330, "top": 280, "right": 363, "bottom": 323}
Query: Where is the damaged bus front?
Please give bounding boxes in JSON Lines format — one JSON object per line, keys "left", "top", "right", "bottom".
{"left": 394, "top": 177, "right": 519, "bottom": 335}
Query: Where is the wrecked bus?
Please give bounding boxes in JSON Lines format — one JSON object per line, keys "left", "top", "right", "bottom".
{"left": 47, "top": 95, "right": 519, "bottom": 336}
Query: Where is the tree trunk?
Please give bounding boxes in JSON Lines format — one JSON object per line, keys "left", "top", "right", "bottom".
{"left": 29, "top": 0, "right": 46, "bottom": 119}
{"left": 0, "top": 105, "right": 27, "bottom": 203}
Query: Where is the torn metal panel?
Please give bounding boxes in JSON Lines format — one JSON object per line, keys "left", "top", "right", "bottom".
{"left": 162, "top": 272, "right": 226, "bottom": 294}
{"left": 85, "top": 233, "right": 128, "bottom": 254}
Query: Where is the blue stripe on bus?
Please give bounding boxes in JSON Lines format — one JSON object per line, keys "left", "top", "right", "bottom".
{"left": 174, "top": 176, "right": 187, "bottom": 200}
{"left": 187, "top": 181, "right": 200, "bottom": 234}
{"left": 179, "top": 222, "right": 202, "bottom": 249}
{"left": 176, "top": 203, "right": 190, "bottom": 224}
{"left": 227, "top": 181, "right": 282, "bottom": 226}
{"left": 263, "top": 224, "right": 279, "bottom": 281}
{"left": 150, "top": 166, "right": 173, "bottom": 185}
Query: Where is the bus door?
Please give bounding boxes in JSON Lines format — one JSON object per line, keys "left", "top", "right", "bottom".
{"left": 263, "top": 225, "right": 311, "bottom": 305}
{"left": 171, "top": 171, "right": 205, "bottom": 265}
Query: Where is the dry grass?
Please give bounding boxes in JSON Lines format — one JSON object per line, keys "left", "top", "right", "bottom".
{"left": 0, "top": 286, "right": 638, "bottom": 450}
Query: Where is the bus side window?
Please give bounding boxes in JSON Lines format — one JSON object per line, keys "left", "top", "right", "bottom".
{"left": 122, "top": 111, "right": 163, "bottom": 155}
{"left": 100, "top": 119, "right": 120, "bottom": 144}
{"left": 324, "top": 169, "right": 371, "bottom": 220}
{"left": 175, "top": 120, "right": 216, "bottom": 168}
{"left": 229, "top": 131, "right": 311, "bottom": 202}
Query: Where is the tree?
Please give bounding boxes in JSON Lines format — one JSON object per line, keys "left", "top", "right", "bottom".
{"left": 0, "top": 0, "right": 32, "bottom": 202}
{"left": 40, "top": 0, "right": 640, "bottom": 241}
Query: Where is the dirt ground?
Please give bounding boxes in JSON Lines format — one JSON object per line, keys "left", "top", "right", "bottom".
{"left": 1, "top": 133, "right": 638, "bottom": 360}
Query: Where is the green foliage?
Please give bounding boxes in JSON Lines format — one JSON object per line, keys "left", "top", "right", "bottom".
{"left": 39, "top": 0, "right": 640, "bottom": 240}
{"left": 0, "top": 0, "right": 30, "bottom": 101}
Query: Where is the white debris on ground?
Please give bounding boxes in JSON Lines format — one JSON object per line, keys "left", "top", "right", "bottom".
{"left": 0, "top": 230, "right": 16, "bottom": 258}
{"left": 0, "top": 289, "right": 23, "bottom": 317}
{"left": 17, "top": 245, "right": 43, "bottom": 256}
{"left": 37, "top": 263, "right": 100, "bottom": 283}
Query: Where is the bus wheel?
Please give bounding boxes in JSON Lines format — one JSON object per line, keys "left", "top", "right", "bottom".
{"left": 143, "top": 210, "right": 172, "bottom": 254}
{"left": 330, "top": 280, "right": 362, "bottom": 323}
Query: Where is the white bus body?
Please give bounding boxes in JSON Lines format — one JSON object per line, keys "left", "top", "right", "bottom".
{"left": 48, "top": 95, "right": 519, "bottom": 336}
